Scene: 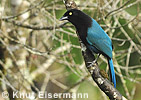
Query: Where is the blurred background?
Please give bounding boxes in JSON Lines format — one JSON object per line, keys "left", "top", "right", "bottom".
{"left": 0, "top": 0, "right": 140, "bottom": 100}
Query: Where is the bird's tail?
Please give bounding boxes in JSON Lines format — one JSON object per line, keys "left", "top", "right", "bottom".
{"left": 108, "top": 59, "right": 116, "bottom": 88}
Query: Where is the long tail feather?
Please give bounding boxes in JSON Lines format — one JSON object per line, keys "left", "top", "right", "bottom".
{"left": 108, "top": 59, "right": 116, "bottom": 88}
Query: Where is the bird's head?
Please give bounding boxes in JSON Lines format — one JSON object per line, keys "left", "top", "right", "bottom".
{"left": 60, "top": 9, "right": 79, "bottom": 23}
{"left": 60, "top": 9, "right": 92, "bottom": 29}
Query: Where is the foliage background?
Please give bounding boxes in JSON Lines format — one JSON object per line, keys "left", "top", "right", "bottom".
{"left": 0, "top": 0, "right": 140, "bottom": 100}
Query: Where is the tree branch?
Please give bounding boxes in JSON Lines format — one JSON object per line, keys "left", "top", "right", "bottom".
{"left": 104, "top": 0, "right": 131, "bottom": 19}
{"left": 4, "top": 19, "right": 69, "bottom": 30}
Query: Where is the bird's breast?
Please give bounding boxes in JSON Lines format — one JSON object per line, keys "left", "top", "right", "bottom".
{"left": 74, "top": 21, "right": 92, "bottom": 45}
{"left": 77, "top": 29, "right": 89, "bottom": 45}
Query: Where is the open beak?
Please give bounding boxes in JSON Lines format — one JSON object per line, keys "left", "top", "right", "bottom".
{"left": 59, "top": 16, "right": 68, "bottom": 21}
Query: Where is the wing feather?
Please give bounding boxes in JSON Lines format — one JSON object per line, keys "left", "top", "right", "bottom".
{"left": 87, "top": 19, "right": 113, "bottom": 58}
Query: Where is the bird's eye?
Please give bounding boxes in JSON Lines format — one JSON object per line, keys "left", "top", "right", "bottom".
{"left": 69, "top": 12, "right": 72, "bottom": 16}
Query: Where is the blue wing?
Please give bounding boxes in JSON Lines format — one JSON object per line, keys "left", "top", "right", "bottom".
{"left": 86, "top": 18, "right": 113, "bottom": 59}
{"left": 86, "top": 18, "right": 116, "bottom": 87}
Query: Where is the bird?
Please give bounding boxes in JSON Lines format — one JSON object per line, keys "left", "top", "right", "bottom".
{"left": 60, "top": 9, "right": 116, "bottom": 88}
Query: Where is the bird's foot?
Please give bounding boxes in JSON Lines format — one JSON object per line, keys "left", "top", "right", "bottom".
{"left": 87, "top": 60, "right": 97, "bottom": 68}
{"left": 87, "top": 54, "right": 100, "bottom": 68}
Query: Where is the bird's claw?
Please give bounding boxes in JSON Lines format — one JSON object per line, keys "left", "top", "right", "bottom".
{"left": 87, "top": 60, "right": 97, "bottom": 68}
{"left": 87, "top": 54, "right": 100, "bottom": 68}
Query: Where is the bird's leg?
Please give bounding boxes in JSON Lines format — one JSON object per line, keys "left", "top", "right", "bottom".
{"left": 88, "top": 54, "right": 101, "bottom": 68}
